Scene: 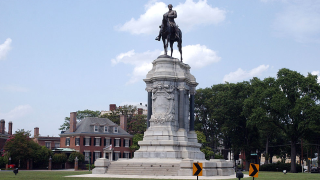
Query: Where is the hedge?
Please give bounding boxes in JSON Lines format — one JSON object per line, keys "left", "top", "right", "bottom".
{"left": 260, "top": 162, "right": 302, "bottom": 172}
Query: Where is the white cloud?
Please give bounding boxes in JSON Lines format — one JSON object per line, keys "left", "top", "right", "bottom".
{"left": 0, "top": 85, "right": 29, "bottom": 92}
{"left": 0, "top": 105, "right": 33, "bottom": 120}
{"left": 170, "top": 44, "right": 221, "bottom": 68}
{"left": 116, "top": 0, "right": 226, "bottom": 35}
{"left": 112, "top": 44, "right": 220, "bottom": 84}
{"left": 0, "top": 38, "right": 12, "bottom": 60}
{"left": 111, "top": 49, "right": 160, "bottom": 84}
{"left": 272, "top": 0, "right": 320, "bottom": 43}
{"left": 223, "top": 65, "right": 270, "bottom": 83}
{"left": 311, "top": 71, "right": 320, "bottom": 83}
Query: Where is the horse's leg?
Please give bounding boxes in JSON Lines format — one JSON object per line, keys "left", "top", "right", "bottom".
{"left": 163, "top": 38, "right": 167, "bottom": 55}
{"left": 170, "top": 41, "right": 174, "bottom": 57}
{"left": 166, "top": 35, "right": 170, "bottom": 56}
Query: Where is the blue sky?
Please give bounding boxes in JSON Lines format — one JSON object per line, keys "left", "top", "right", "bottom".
{"left": 1, "top": 0, "right": 320, "bottom": 137}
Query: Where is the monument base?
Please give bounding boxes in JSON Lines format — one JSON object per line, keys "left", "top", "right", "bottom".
{"left": 98, "top": 57, "right": 235, "bottom": 176}
{"left": 92, "top": 158, "right": 111, "bottom": 174}
{"left": 105, "top": 158, "right": 234, "bottom": 176}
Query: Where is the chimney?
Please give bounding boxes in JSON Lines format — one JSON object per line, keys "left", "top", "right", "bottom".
{"left": 120, "top": 115, "right": 127, "bottom": 131}
{"left": 109, "top": 104, "right": 116, "bottom": 111}
{"left": 34, "top": 127, "right": 39, "bottom": 137}
{"left": 70, "top": 112, "right": 77, "bottom": 133}
{"left": 8, "top": 121, "right": 12, "bottom": 135}
{"left": 138, "top": 108, "right": 143, "bottom": 115}
{"left": 0, "top": 119, "right": 5, "bottom": 134}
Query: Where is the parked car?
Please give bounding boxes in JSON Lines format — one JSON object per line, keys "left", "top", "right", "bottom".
{"left": 8, "top": 164, "right": 15, "bottom": 169}
{"left": 311, "top": 167, "right": 320, "bottom": 173}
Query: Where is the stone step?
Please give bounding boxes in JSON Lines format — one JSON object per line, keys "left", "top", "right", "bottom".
{"left": 108, "top": 168, "right": 180, "bottom": 171}
{"left": 106, "top": 162, "right": 180, "bottom": 176}
{"left": 107, "top": 171, "right": 178, "bottom": 176}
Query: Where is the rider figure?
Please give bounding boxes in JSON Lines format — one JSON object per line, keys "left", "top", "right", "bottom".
{"left": 155, "top": 4, "right": 180, "bottom": 41}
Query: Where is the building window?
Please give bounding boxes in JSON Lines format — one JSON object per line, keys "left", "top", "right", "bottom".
{"left": 125, "top": 139, "right": 129, "bottom": 147}
{"left": 114, "top": 152, "right": 120, "bottom": 161}
{"left": 104, "top": 126, "right": 108, "bottom": 132}
{"left": 85, "top": 137, "right": 90, "bottom": 146}
{"left": 114, "top": 127, "right": 118, "bottom": 133}
{"left": 66, "top": 138, "right": 70, "bottom": 146}
{"left": 45, "top": 142, "right": 51, "bottom": 149}
{"left": 123, "top": 152, "right": 130, "bottom": 159}
{"left": 95, "top": 152, "right": 100, "bottom": 161}
{"left": 55, "top": 142, "right": 60, "bottom": 148}
{"left": 115, "top": 139, "right": 120, "bottom": 147}
{"left": 105, "top": 138, "right": 110, "bottom": 147}
{"left": 84, "top": 152, "right": 90, "bottom": 163}
{"left": 94, "top": 125, "right": 99, "bottom": 132}
{"left": 75, "top": 138, "right": 80, "bottom": 146}
{"left": 95, "top": 137, "right": 100, "bottom": 146}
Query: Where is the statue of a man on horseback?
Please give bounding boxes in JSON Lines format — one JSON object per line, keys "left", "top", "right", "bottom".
{"left": 155, "top": 4, "right": 183, "bottom": 62}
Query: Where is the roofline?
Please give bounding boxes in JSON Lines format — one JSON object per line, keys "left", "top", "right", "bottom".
{"left": 59, "top": 133, "right": 133, "bottom": 138}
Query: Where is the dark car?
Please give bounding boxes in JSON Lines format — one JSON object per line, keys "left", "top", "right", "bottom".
{"left": 311, "top": 167, "right": 320, "bottom": 173}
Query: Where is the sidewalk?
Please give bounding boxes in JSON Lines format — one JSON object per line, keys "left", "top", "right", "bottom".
{"left": 67, "top": 173, "right": 249, "bottom": 179}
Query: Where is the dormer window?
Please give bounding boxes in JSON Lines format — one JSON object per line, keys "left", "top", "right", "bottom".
{"left": 114, "top": 126, "right": 118, "bottom": 133}
{"left": 104, "top": 126, "right": 108, "bottom": 133}
{"left": 94, "top": 125, "right": 99, "bottom": 132}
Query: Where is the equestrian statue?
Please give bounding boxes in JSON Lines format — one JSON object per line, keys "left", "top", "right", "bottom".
{"left": 155, "top": 4, "right": 183, "bottom": 62}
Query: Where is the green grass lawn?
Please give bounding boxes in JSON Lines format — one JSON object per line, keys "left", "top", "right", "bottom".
{"left": 0, "top": 170, "right": 319, "bottom": 180}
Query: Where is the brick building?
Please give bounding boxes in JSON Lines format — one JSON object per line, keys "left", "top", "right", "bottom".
{"left": 0, "top": 119, "right": 12, "bottom": 153}
{"left": 33, "top": 127, "right": 60, "bottom": 150}
{"left": 59, "top": 112, "right": 133, "bottom": 164}
{"left": 101, "top": 103, "right": 148, "bottom": 116}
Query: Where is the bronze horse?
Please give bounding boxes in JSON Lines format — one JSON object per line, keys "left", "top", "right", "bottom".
{"left": 160, "top": 16, "right": 183, "bottom": 62}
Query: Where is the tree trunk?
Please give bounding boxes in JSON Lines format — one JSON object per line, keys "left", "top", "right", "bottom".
{"left": 318, "top": 144, "right": 320, "bottom": 168}
{"left": 265, "top": 136, "right": 269, "bottom": 164}
{"left": 245, "top": 159, "right": 249, "bottom": 171}
{"left": 269, "top": 153, "right": 273, "bottom": 163}
{"left": 291, "top": 140, "right": 297, "bottom": 173}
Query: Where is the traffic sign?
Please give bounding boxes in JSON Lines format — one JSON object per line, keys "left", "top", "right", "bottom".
{"left": 193, "top": 162, "right": 203, "bottom": 176}
{"left": 249, "top": 163, "right": 259, "bottom": 178}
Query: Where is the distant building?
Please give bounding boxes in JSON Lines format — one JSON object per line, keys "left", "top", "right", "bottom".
{"left": 33, "top": 127, "right": 60, "bottom": 150}
{"left": 101, "top": 103, "right": 148, "bottom": 116}
{"left": 0, "top": 120, "right": 12, "bottom": 154}
{"left": 59, "top": 112, "right": 133, "bottom": 164}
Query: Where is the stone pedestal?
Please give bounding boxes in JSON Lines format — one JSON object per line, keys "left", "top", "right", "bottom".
{"left": 92, "top": 158, "right": 110, "bottom": 174}
{"left": 101, "top": 56, "right": 235, "bottom": 177}
{"left": 134, "top": 56, "right": 205, "bottom": 160}
{"left": 210, "top": 159, "right": 235, "bottom": 176}
{"left": 48, "top": 157, "right": 52, "bottom": 170}
{"left": 74, "top": 158, "right": 78, "bottom": 171}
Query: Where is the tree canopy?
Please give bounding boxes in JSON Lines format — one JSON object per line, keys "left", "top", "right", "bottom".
{"left": 195, "top": 68, "right": 320, "bottom": 172}
{"left": 59, "top": 109, "right": 101, "bottom": 130}
{"left": 3, "top": 129, "right": 53, "bottom": 168}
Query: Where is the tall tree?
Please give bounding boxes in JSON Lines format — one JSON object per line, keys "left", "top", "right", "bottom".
{"left": 195, "top": 82, "right": 260, "bottom": 170}
{"left": 244, "top": 68, "right": 320, "bottom": 172}
{"left": 243, "top": 77, "right": 282, "bottom": 164}
{"left": 4, "top": 129, "right": 52, "bottom": 168}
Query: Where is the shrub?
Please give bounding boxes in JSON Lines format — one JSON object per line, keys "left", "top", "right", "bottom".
{"left": 68, "top": 152, "right": 85, "bottom": 163}
{"left": 260, "top": 162, "right": 302, "bottom": 172}
{"left": 52, "top": 153, "right": 67, "bottom": 164}
{"left": 86, "top": 164, "right": 95, "bottom": 170}
{"left": 214, "top": 153, "right": 224, "bottom": 159}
